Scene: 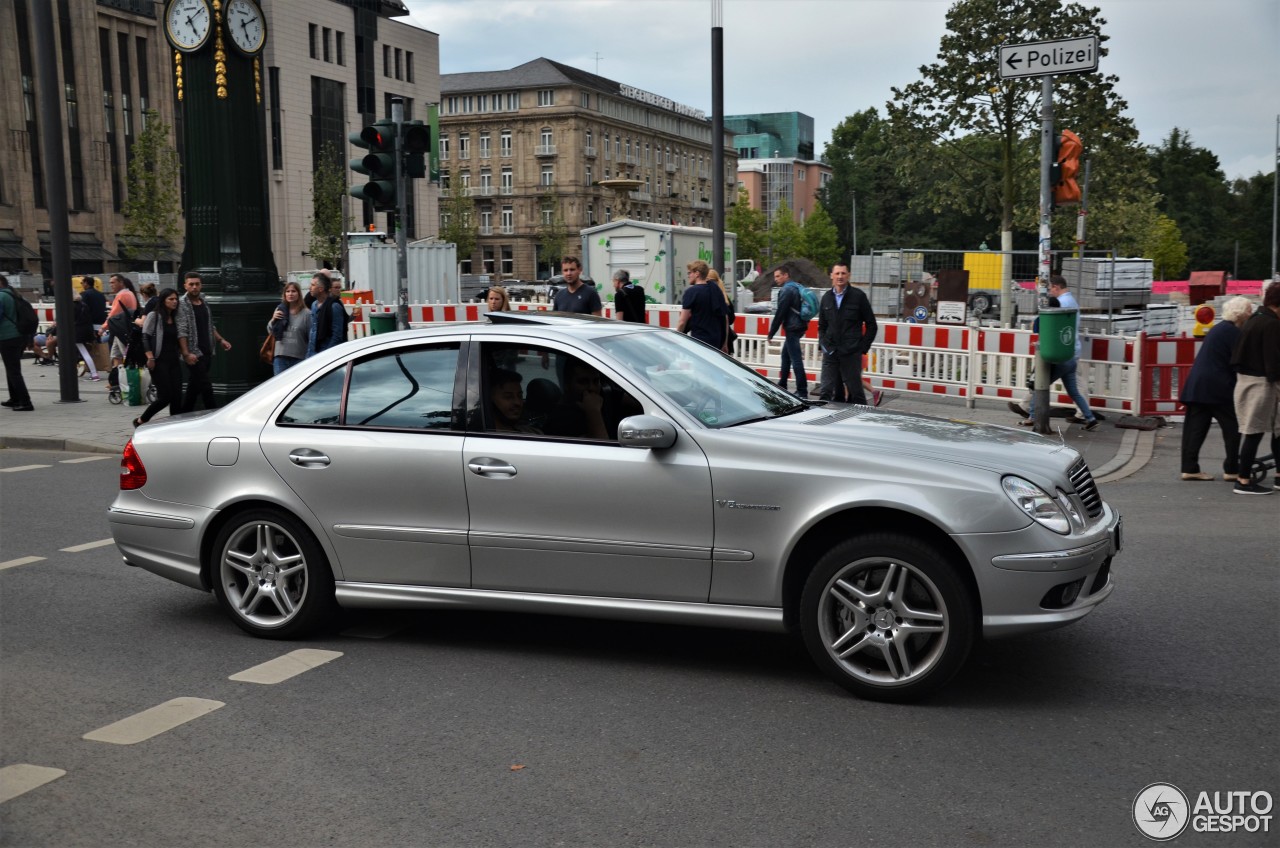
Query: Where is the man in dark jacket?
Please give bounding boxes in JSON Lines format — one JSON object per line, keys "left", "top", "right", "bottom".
{"left": 1229, "top": 281, "right": 1280, "bottom": 494}
{"left": 1177, "top": 296, "right": 1253, "bottom": 480}
{"left": 817, "top": 263, "right": 878, "bottom": 404}
{"left": 766, "top": 264, "right": 809, "bottom": 398}
{"left": 79, "top": 277, "right": 107, "bottom": 327}
{"left": 612, "top": 270, "right": 647, "bottom": 323}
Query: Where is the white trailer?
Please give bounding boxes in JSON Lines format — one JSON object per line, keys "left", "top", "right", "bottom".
{"left": 580, "top": 221, "right": 736, "bottom": 306}
{"left": 345, "top": 242, "right": 459, "bottom": 304}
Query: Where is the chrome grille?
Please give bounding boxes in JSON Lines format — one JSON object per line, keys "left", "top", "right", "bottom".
{"left": 1069, "top": 458, "right": 1103, "bottom": 519}
{"left": 803, "top": 406, "right": 871, "bottom": 425}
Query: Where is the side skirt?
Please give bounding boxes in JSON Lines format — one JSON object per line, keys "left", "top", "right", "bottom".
{"left": 334, "top": 582, "right": 787, "bottom": 633}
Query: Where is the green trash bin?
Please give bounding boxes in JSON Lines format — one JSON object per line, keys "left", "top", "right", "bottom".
{"left": 369, "top": 313, "right": 397, "bottom": 335}
{"left": 1037, "top": 306, "right": 1078, "bottom": 364}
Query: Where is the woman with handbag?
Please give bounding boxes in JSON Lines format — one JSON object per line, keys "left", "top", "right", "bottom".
{"left": 266, "top": 281, "right": 311, "bottom": 375}
{"left": 134, "top": 288, "right": 182, "bottom": 427}
{"left": 708, "top": 269, "right": 737, "bottom": 354}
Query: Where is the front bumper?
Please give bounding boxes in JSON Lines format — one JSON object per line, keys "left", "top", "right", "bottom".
{"left": 956, "top": 506, "right": 1121, "bottom": 638}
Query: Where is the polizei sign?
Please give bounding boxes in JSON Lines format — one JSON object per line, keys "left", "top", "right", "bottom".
{"left": 999, "top": 35, "right": 1099, "bottom": 80}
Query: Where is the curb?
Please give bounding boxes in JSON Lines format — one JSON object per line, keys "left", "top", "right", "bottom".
{"left": 1093, "top": 429, "right": 1156, "bottom": 483}
{"left": 0, "top": 436, "right": 121, "bottom": 455}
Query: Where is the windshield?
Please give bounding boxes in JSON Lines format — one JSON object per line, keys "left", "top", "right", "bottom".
{"left": 596, "top": 331, "right": 804, "bottom": 428}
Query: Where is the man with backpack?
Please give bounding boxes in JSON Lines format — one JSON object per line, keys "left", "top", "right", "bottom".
{"left": 767, "top": 264, "right": 814, "bottom": 398}
{"left": 0, "top": 276, "right": 36, "bottom": 411}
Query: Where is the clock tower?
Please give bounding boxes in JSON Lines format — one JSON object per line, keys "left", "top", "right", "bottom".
{"left": 165, "top": 0, "right": 278, "bottom": 401}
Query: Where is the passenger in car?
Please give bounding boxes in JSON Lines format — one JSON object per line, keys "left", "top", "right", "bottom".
{"left": 544, "top": 357, "right": 609, "bottom": 440}
{"left": 489, "top": 368, "right": 542, "bottom": 434}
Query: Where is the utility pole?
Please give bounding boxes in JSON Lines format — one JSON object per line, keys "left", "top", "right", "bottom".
{"left": 851, "top": 191, "right": 858, "bottom": 258}
{"left": 1033, "top": 76, "right": 1054, "bottom": 435}
{"left": 32, "top": 0, "right": 79, "bottom": 402}
{"left": 1272, "top": 114, "right": 1278, "bottom": 283}
{"left": 392, "top": 97, "right": 409, "bottom": 331}
{"left": 711, "top": 0, "right": 725, "bottom": 279}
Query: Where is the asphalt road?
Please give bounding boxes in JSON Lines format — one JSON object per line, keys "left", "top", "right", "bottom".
{"left": 1, "top": 443, "right": 1276, "bottom": 848}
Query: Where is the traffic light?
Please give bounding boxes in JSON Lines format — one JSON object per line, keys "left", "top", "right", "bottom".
{"left": 402, "top": 120, "right": 430, "bottom": 179}
{"left": 349, "top": 120, "right": 398, "bottom": 211}
{"left": 1052, "top": 129, "right": 1083, "bottom": 206}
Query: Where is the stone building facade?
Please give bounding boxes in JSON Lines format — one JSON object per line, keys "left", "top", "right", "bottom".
{"left": 440, "top": 58, "right": 737, "bottom": 281}
{"left": 0, "top": 0, "right": 181, "bottom": 281}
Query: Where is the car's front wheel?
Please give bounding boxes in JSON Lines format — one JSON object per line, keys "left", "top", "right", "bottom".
{"left": 799, "top": 533, "right": 975, "bottom": 702}
{"left": 211, "top": 509, "right": 336, "bottom": 639}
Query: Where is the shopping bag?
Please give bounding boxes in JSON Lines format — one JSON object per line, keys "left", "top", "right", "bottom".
{"left": 126, "top": 366, "right": 143, "bottom": 406}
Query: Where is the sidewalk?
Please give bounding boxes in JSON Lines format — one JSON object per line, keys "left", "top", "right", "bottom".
{"left": 0, "top": 354, "right": 1153, "bottom": 480}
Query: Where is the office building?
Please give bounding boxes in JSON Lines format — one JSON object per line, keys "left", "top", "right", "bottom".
{"left": 1, "top": 0, "right": 181, "bottom": 280}
{"left": 0, "top": 0, "right": 440, "bottom": 284}
{"left": 725, "top": 112, "right": 814, "bottom": 161}
{"left": 439, "top": 58, "right": 738, "bottom": 280}
{"left": 737, "top": 157, "right": 832, "bottom": 227}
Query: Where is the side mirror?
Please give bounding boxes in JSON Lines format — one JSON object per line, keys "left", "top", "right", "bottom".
{"left": 617, "top": 415, "right": 677, "bottom": 450}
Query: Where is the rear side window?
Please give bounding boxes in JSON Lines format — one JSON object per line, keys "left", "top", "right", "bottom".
{"left": 279, "top": 369, "right": 345, "bottom": 425}
{"left": 345, "top": 346, "right": 459, "bottom": 429}
{"left": 278, "top": 343, "right": 461, "bottom": 429}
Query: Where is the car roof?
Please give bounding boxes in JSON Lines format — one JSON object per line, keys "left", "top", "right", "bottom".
{"left": 365, "top": 311, "right": 664, "bottom": 343}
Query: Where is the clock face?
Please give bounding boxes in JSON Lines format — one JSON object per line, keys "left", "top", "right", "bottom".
{"left": 165, "top": 0, "right": 211, "bottom": 52}
{"left": 226, "top": 0, "right": 266, "bottom": 56}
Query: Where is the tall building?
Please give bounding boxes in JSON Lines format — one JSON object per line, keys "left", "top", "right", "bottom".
{"left": 737, "top": 157, "right": 832, "bottom": 227}
{"left": 0, "top": 0, "right": 440, "bottom": 284}
{"left": 439, "top": 58, "right": 738, "bottom": 280}
{"left": 261, "top": 0, "right": 440, "bottom": 275}
{"left": 1, "top": 0, "right": 181, "bottom": 280}
{"left": 725, "top": 112, "right": 814, "bottom": 161}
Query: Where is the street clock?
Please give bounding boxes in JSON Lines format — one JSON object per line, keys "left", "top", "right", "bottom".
{"left": 225, "top": 0, "right": 266, "bottom": 57}
{"left": 165, "top": 0, "right": 212, "bottom": 53}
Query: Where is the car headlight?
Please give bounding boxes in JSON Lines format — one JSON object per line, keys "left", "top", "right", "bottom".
{"left": 1002, "top": 476, "right": 1070, "bottom": 534}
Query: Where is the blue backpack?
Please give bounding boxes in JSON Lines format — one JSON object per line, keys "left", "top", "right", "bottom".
{"left": 787, "top": 281, "right": 819, "bottom": 323}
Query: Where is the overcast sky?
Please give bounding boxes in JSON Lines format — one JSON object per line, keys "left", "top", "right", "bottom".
{"left": 402, "top": 0, "right": 1278, "bottom": 182}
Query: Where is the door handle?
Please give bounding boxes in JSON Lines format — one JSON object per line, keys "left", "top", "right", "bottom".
{"left": 288, "top": 449, "right": 331, "bottom": 468}
{"left": 468, "top": 458, "right": 517, "bottom": 477}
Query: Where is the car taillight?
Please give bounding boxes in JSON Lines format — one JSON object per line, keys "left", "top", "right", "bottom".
{"left": 120, "top": 440, "right": 147, "bottom": 490}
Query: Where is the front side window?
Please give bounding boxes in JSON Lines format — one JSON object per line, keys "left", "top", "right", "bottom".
{"left": 279, "top": 345, "right": 462, "bottom": 430}
{"left": 479, "top": 343, "right": 640, "bottom": 441}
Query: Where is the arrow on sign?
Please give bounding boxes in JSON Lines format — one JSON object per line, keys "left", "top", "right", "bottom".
{"left": 1005, "top": 54, "right": 1022, "bottom": 71}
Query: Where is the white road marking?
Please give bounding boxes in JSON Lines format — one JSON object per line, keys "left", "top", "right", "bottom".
{"left": 0, "top": 557, "right": 46, "bottom": 572}
{"left": 0, "top": 465, "right": 51, "bottom": 474}
{"left": 82, "top": 697, "right": 224, "bottom": 745}
{"left": 229, "top": 649, "right": 344, "bottom": 684}
{"left": 60, "top": 539, "right": 116, "bottom": 553}
{"left": 340, "top": 622, "right": 404, "bottom": 639}
{"left": 60, "top": 456, "right": 114, "bottom": 464}
{"left": 0, "top": 764, "right": 66, "bottom": 804}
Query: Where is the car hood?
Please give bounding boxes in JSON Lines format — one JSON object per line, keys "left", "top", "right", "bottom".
{"left": 745, "top": 404, "right": 1079, "bottom": 481}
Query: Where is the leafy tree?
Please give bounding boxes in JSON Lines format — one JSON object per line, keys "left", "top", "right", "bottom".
{"left": 536, "top": 189, "right": 569, "bottom": 275}
{"left": 306, "top": 141, "right": 346, "bottom": 270}
{"left": 1227, "top": 171, "right": 1277, "bottom": 280}
{"left": 1148, "top": 128, "right": 1234, "bottom": 272}
{"left": 1142, "top": 214, "right": 1189, "bottom": 280}
{"left": 726, "top": 187, "right": 768, "bottom": 265}
{"left": 802, "top": 203, "right": 842, "bottom": 269}
{"left": 767, "top": 199, "right": 804, "bottom": 263}
{"left": 439, "top": 184, "right": 477, "bottom": 269}
{"left": 121, "top": 110, "right": 182, "bottom": 273}
{"left": 887, "top": 0, "right": 1155, "bottom": 262}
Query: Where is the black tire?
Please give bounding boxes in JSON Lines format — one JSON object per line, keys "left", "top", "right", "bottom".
{"left": 210, "top": 508, "right": 336, "bottom": 639}
{"left": 799, "top": 532, "right": 975, "bottom": 702}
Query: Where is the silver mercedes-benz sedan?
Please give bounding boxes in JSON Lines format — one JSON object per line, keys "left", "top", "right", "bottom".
{"left": 108, "top": 312, "right": 1120, "bottom": 701}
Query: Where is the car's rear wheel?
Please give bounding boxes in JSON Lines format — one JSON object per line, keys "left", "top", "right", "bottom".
{"left": 211, "top": 509, "right": 336, "bottom": 639}
{"left": 799, "top": 533, "right": 975, "bottom": 702}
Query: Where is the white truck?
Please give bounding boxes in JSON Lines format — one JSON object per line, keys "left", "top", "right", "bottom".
{"left": 580, "top": 221, "right": 737, "bottom": 306}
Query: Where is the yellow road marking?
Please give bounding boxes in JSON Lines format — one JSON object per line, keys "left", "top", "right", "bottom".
{"left": 0, "top": 764, "right": 66, "bottom": 804}
{"left": 0, "top": 557, "right": 46, "bottom": 571}
{"left": 229, "top": 649, "right": 344, "bottom": 684}
{"left": 60, "top": 539, "right": 115, "bottom": 553}
{"left": 83, "top": 697, "right": 225, "bottom": 745}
